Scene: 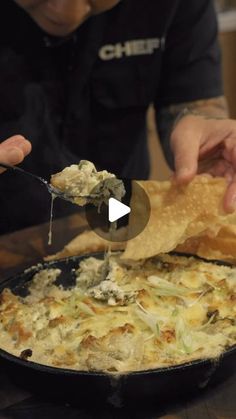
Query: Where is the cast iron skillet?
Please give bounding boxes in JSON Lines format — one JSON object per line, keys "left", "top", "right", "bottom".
{"left": 0, "top": 253, "right": 235, "bottom": 405}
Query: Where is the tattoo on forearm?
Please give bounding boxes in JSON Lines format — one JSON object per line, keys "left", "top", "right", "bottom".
{"left": 155, "top": 96, "right": 229, "bottom": 169}
{"left": 163, "top": 96, "right": 229, "bottom": 121}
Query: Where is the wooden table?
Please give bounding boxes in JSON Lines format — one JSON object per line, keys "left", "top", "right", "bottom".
{"left": 0, "top": 216, "right": 235, "bottom": 419}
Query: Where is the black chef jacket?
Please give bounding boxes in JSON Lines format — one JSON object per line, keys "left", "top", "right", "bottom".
{"left": 0, "top": 0, "right": 222, "bottom": 234}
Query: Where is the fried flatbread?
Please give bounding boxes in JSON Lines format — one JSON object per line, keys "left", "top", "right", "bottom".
{"left": 176, "top": 225, "right": 236, "bottom": 263}
{"left": 122, "top": 176, "right": 236, "bottom": 260}
{"left": 45, "top": 228, "right": 127, "bottom": 261}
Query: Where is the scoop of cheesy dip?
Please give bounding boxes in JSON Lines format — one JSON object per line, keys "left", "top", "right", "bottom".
{"left": 0, "top": 253, "right": 235, "bottom": 373}
{"left": 50, "top": 160, "right": 125, "bottom": 206}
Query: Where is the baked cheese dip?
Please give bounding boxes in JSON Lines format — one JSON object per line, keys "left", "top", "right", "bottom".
{"left": 50, "top": 160, "right": 125, "bottom": 206}
{"left": 0, "top": 253, "right": 235, "bottom": 373}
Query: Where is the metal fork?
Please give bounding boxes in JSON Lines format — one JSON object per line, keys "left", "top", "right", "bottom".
{"left": 0, "top": 162, "right": 123, "bottom": 204}
{"left": 0, "top": 162, "right": 78, "bottom": 202}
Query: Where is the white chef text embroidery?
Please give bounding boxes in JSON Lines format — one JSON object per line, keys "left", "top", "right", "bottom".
{"left": 99, "top": 38, "right": 165, "bottom": 61}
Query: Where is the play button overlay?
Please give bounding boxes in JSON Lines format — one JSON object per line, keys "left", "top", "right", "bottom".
{"left": 85, "top": 179, "right": 150, "bottom": 242}
{"left": 108, "top": 198, "right": 131, "bottom": 223}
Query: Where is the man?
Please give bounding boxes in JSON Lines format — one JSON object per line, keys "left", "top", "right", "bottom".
{"left": 1, "top": 0, "right": 236, "bottom": 234}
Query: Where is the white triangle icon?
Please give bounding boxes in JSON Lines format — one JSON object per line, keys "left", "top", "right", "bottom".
{"left": 108, "top": 198, "right": 131, "bottom": 223}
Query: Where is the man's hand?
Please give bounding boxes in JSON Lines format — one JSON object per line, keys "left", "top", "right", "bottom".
{"left": 171, "top": 115, "right": 236, "bottom": 212}
{"left": 0, "top": 135, "right": 32, "bottom": 174}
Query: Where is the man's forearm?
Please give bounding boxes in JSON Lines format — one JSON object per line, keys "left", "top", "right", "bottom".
{"left": 157, "top": 96, "right": 229, "bottom": 124}
{"left": 155, "top": 96, "right": 229, "bottom": 168}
